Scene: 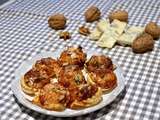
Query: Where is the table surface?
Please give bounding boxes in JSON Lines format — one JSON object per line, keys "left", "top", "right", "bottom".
{"left": 0, "top": 0, "right": 160, "bottom": 120}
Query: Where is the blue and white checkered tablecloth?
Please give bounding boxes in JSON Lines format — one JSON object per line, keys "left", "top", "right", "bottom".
{"left": 0, "top": 0, "right": 160, "bottom": 120}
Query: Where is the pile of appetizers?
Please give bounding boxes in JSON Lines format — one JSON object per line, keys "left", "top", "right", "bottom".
{"left": 21, "top": 46, "right": 117, "bottom": 111}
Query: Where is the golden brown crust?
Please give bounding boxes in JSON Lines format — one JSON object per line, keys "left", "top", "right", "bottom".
{"left": 109, "top": 10, "right": 128, "bottom": 22}
{"left": 87, "top": 70, "right": 117, "bottom": 93}
{"left": 59, "top": 46, "right": 86, "bottom": 68}
{"left": 86, "top": 55, "right": 113, "bottom": 72}
{"left": 32, "top": 83, "right": 69, "bottom": 111}
{"left": 48, "top": 14, "right": 67, "bottom": 30}
{"left": 58, "top": 65, "right": 87, "bottom": 88}
{"left": 145, "top": 22, "right": 160, "bottom": 39}
{"left": 69, "top": 87, "right": 102, "bottom": 109}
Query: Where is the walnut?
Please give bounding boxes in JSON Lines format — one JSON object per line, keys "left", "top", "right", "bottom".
{"left": 59, "top": 31, "right": 71, "bottom": 40}
{"left": 132, "top": 33, "right": 154, "bottom": 53}
{"left": 145, "top": 22, "right": 160, "bottom": 39}
{"left": 84, "top": 6, "right": 101, "bottom": 22}
{"left": 79, "top": 26, "right": 90, "bottom": 36}
{"left": 48, "top": 14, "right": 67, "bottom": 30}
{"left": 109, "top": 10, "right": 128, "bottom": 23}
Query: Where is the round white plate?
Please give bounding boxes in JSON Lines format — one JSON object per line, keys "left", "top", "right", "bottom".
{"left": 11, "top": 49, "right": 125, "bottom": 117}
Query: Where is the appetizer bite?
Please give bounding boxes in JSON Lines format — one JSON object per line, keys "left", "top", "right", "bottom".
{"left": 58, "top": 65, "right": 87, "bottom": 88}
{"left": 34, "top": 57, "right": 61, "bottom": 77}
{"left": 87, "top": 69, "right": 117, "bottom": 93}
{"left": 59, "top": 46, "right": 86, "bottom": 68}
{"left": 21, "top": 57, "right": 61, "bottom": 95}
{"left": 33, "top": 83, "right": 70, "bottom": 111}
{"left": 86, "top": 55, "right": 113, "bottom": 72}
{"left": 68, "top": 84, "right": 102, "bottom": 109}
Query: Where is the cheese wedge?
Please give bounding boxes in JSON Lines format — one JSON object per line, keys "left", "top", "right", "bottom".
{"left": 97, "top": 29, "right": 117, "bottom": 48}
{"left": 117, "top": 26, "right": 144, "bottom": 46}
{"left": 97, "top": 19, "right": 110, "bottom": 32}
{"left": 111, "top": 19, "right": 127, "bottom": 35}
{"left": 89, "top": 28, "right": 102, "bottom": 40}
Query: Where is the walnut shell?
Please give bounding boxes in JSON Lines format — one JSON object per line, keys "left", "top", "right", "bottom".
{"left": 84, "top": 6, "right": 101, "bottom": 22}
{"left": 48, "top": 14, "right": 67, "bottom": 30}
{"left": 145, "top": 22, "right": 160, "bottom": 39}
{"left": 109, "top": 10, "right": 128, "bottom": 23}
{"left": 132, "top": 33, "right": 154, "bottom": 53}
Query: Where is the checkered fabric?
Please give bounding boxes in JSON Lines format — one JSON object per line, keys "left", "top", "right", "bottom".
{"left": 0, "top": 0, "right": 160, "bottom": 120}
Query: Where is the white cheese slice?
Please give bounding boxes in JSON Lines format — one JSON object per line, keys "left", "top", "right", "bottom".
{"left": 111, "top": 19, "right": 127, "bottom": 35}
{"left": 89, "top": 28, "right": 102, "bottom": 40}
{"left": 97, "top": 32, "right": 117, "bottom": 48}
{"left": 97, "top": 19, "right": 110, "bottom": 32}
{"left": 117, "top": 26, "right": 145, "bottom": 46}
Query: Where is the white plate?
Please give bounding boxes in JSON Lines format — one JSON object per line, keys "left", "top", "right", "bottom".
{"left": 11, "top": 49, "right": 125, "bottom": 117}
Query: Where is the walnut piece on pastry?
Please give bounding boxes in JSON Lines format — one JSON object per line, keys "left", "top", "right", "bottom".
{"left": 32, "top": 83, "right": 70, "bottom": 111}
{"left": 59, "top": 46, "right": 86, "bottom": 68}
{"left": 68, "top": 84, "right": 102, "bottom": 109}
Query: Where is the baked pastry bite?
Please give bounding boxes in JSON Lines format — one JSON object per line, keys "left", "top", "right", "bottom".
{"left": 86, "top": 55, "right": 113, "bottom": 72}
{"left": 87, "top": 69, "right": 117, "bottom": 93}
{"left": 68, "top": 84, "right": 102, "bottom": 109}
{"left": 58, "top": 65, "right": 87, "bottom": 88}
{"left": 21, "top": 57, "right": 61, "bottom": 95}
{"left": 21, "top": 68, "right": 50, "bottom": 95}
{"left": 32, "top": 83, "right": 70, "bottom": 111}
{"left": 59, "top": 46, "right": 86, "bottom": 68}
{"left": 34, "top": 57, "right": 61, "bottom": 78}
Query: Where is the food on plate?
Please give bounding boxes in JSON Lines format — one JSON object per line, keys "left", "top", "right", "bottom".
{"left": 109, "top": 10, "right": 128, "bottom": 23}
{"left": 21, "top": 57, "right": 60, "bottom": 95}
{"left": 86, "top": 55, "right": 113, "bottom": 72}
{"left": 34, "top": 57, "right": 61, "bottom": 77}
{"left": 132, "top": 33, "right": 154, "bottom": 53}
{"left": 59, "top": 46, "right": 86, "bottom": 68}
{"left": 21, "top": 68, "right": 50, "bottom": 95}
{"left": 59, "top": 31, "right": 71, "bottom": 40}
{"left": 20, "top": 46, "right": 118, "bottom": 111}
{"left": 111, "top": 19, "right": 127, "bottom": 35}
{"left": 32, "top": 83, "right": 70, "bottom": 111}
{"left": 84, "top": 6, "right": 101, "bottom": 22}
{"left": 145, "top": 22, "right": 160, "bottom": 39}
{"left": 117, "top": 26, "right": 144, "bottom": 46}
{"left": 78, "top": 26, "right": 90, "bottom": 36}
{"left": 89, "top": 27, "right": 102, "bottom": 40}
{"left": 97, "top": 19, "right": 110, "bottom": 32}
{"left": 68, "top": 84, "right": 102, "bottom": 109}
{"left": 87, "top": 69, "right": 117, "bottom": 93}
{"left": 48, "top": 14, "right": 67, "bottom": 30}
{"left": 58, "top": 65, "right": 87, "bottom": 88}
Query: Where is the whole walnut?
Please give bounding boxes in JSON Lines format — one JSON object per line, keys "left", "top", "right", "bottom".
{"left": 145, "top": 22, "right": 160, "bottom": 39}
{"left": 109, "top": 10, "right": 128, "bottom": 22}
{"left": 132, "top": 33, "right": 154, "bottom": 53}
{"left": 84, "top": 6, "right": 101, "bottom": 22}
{"left": 48, "top": 14, "right": 67, "bottom": 30}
